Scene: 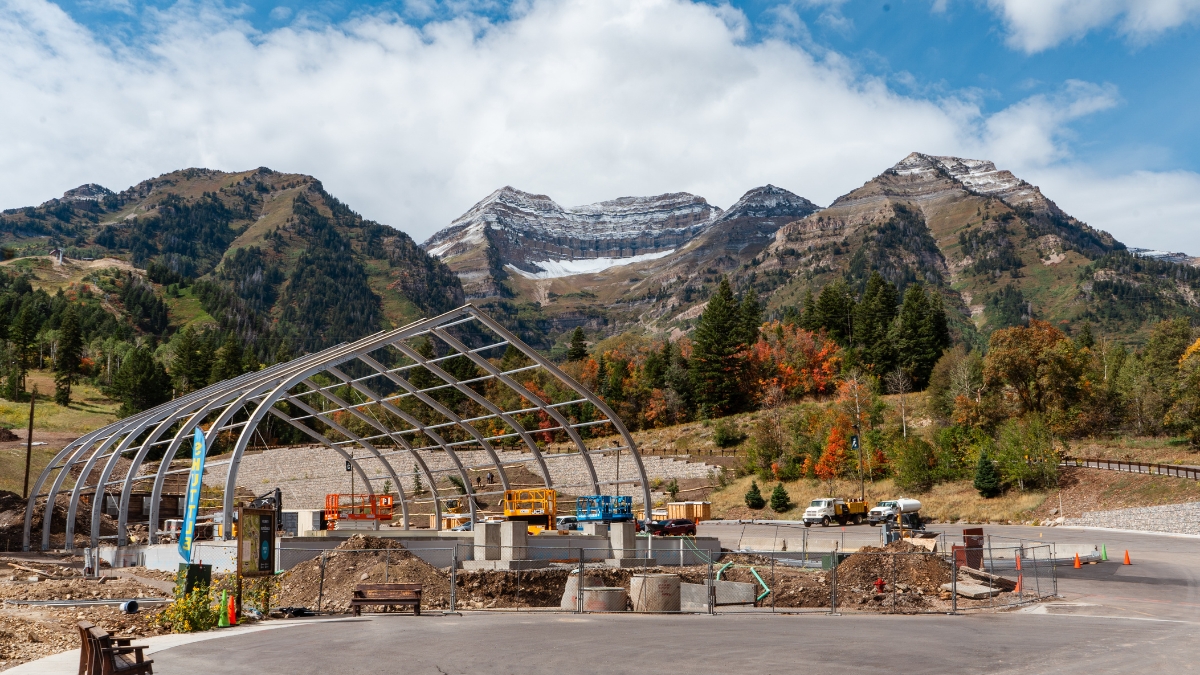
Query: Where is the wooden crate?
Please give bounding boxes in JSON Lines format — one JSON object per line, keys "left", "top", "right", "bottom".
{"left": 667, "top": 501, "right": 711, "bottom": 522}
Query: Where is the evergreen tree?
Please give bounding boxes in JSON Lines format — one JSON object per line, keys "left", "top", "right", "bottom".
{"left": 815, "top": 280, "right": 856, "bottom": 345}
{"left": 691, "top": 277, "right": 746, "bottom": 416}
{"left": 53, "top": 305, "right": 82, "bottom": 406}
{"left": 10, "top": 301, "right": 40, "bottom": 395}
{"left": 1076, "top": 321, "right": 1095, "bottom": 349}
{"left": 769, "top": 483, "right": 792, "bottom": 512}
{"left": 974, "top": 450, "right": 1001, "bottom": 498}
{"left": 567, "top": 327, "right": 588, "bottom": 361}
{"left": 209, "top": 333, "right": 245, "bottom": 384}
{"left": 854, "top": 272, "right": 898, "bottom": 373}
{"left": 744, "top": 480, "right": 766, "bottom": 509}
{"left": 170, "top": 328, "right": 211, "bottom": 394}
{"left": 643, "top": 343, "right": 667, "bottom": 389}
{"left": 799, "top": 289, "right": 821, "bottom": 332}
{"left": 606, "top": 358, "right": 628, "bottom": 402}
{"left": 111, "top": 347, "right": 172, "bottom": 417}
{"left": 738, "top": 287, "right": 762, "bottom": 346}
{"left": 893, "top": 284, "right": 949, "bottom": 389}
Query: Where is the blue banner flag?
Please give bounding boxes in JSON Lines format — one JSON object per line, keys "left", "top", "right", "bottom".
{"left": 178, "top": 427, "right": 207, "bottom": 562}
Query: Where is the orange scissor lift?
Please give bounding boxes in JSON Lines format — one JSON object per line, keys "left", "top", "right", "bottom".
{"left": 324, "top": 493, "right": 394, "bottom": 530}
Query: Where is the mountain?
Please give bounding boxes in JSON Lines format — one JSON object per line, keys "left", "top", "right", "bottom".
{"left": 0, "top": 167, "right": 463, "bottom": 356}
{"left": 421, "top": 184, "right": 818, "bottom": 344}
{"left": 424, "top": 187, "right": 728, "bottom": 298}
{"left": 757, "top": 152, "right": 1198, "bottom": 341}
{"left": 424, "top": 154, "right": 1198, "bottom": 351}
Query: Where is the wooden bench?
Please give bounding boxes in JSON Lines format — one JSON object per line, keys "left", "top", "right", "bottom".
{"left": 86, "top": 625, "right": 153, "bottom": 675}
{"left": 350, "top": 583, "right": 422, "bottom": 616}
{"left": 77, "top": 621, "right": 145, "bottom": 675}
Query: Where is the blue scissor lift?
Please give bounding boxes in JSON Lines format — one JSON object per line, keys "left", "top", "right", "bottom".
{"left": 575, "top": 495, "right": 634, "bottom": 523}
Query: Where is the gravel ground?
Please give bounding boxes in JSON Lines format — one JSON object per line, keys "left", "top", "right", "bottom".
{"left": 1066, "top": 501, "right": 1200, "bottom": 535}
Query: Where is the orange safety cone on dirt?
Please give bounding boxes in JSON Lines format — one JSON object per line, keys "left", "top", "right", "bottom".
{"left": 1015, "top": 553, "right": 1022, "bottom": 571}
{"left": 228, "top": 594, "right": 238, "bottom": 626}
{"left": 1124, "top": 550, "right": 1131, "bottom": 565}
{"left": 1014, "top": 575, "right": 1022, "bottom": 594}
{"left": 1073, "top": 553, "right": 1081, "bottom": 569}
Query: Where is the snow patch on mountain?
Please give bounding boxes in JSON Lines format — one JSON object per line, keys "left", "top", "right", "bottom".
{"left": 507, "top": 249, "right": 676, "bottom": 279}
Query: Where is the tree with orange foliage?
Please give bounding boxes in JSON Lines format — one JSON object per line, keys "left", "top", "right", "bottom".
{"left": 814, "top": 424, "right": 848, "bottom": 493}
{"left": 749, "top": 321, "right": 842, "bottom": 403}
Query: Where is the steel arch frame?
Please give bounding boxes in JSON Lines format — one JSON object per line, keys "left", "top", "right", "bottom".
{"left": 23, "top": 304, "right": 650, "bottom": 552}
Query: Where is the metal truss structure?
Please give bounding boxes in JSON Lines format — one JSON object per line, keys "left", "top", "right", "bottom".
{"left": 23, "top": 304, "right": 649, "bottom": 551}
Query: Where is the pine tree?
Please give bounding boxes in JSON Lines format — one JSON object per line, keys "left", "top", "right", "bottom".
{"left": 815, "top": 280, "right": 856, "bottom": 345}
{"left": 739, "top": 287, "right": 762, "bottom": 346}
{"left": 10, "top": 301, "right": 40, "bottom": 395}
{"left": 854, "top": 272, "right": 898, "bottom": 373}
{"left": 894, "top": 284, "right": 949, "bottom": 389}
{"left": 799, "top": 289, "right": 821, "bottom": 331}
{"left": 691, "top": 277, "right": 746, "bottom": 416}
{"left": 53, "top": 305, "right": 82, "bottom": 406}
{"left": 112, "top": 347, "right": 172, "bottom": 417}
{"left": 744, "top": 480, "right": 766, "bottom": 509}
{"left": 1076, "top": 321, "right": 1095, "bottom": 349}
{"left": 974, "top": 450, "right": 1001, "bottom": 498}
{"left": 170, "top": 328, "right": 213, "bottom": 394}
{"left": 209, "top": 333, "right": 245, "bottom": 384}
{"left": 769, "top": 483, "right": 792, "bottom": 512}
{"left": 567, "top": 327, "right": 588, "bottom": 361}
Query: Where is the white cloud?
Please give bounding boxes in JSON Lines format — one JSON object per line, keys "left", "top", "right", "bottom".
{"left": 1027, "top": 168, "right": 1200, "bottom": 254}
{"left": 0, "top": 0, "right": 1198, "bottom": 254}
{"left": 985, "top": 0, "right": 1200, "bottom": 53}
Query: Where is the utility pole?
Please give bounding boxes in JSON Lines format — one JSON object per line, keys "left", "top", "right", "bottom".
{"left": 21, "top": 386, "right": 36, "bottom": 499}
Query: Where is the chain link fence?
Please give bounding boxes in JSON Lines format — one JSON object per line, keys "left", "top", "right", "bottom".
{"left": 260, "top": 529, "right": 1055, "bottom": 617}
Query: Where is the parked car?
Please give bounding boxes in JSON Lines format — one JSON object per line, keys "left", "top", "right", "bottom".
{"left": 450, "top": 521, "right": 473, "bottom": 531}
{"left": 646, "top": 518, "right": 696, "bottom": 536}
{"left": 556, "top": 515, "right": 580, "bottom": 531}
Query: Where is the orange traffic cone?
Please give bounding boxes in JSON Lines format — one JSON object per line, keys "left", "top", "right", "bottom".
{"left": 228, "top": 594, "right": 238, "bottom": 626}
{"left": 1123, "top": 550, "right": 1131, "bottom": 565}
{"left": 1073, "top": 553, "right": 1081, "bottom": 569}
{"left": 1014, "top": 574, "right": 1022, "bottom": 594}
{"left": 1015, "top": 553, "right": 1022, "bottom": 571}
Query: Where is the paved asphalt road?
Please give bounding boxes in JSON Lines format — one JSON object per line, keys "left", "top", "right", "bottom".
{"left": 152, "top": 524, "right": 1200, "bottom": 673}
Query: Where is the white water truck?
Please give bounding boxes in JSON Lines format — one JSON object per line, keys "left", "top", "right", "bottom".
{"left": 867, "top": 498, "right": 922, "bottom": 526}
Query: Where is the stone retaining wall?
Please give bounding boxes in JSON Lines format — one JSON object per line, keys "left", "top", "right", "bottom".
{"left": 1065, "top": 502, "right": 1200, "bottom": 535}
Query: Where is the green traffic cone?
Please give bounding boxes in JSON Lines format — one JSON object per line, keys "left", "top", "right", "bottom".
{"left": 1101, "top": 545, "right": 1108, "bottom": 561}
{"left": 218, "top": 590, "right": 230, "bottom": 627}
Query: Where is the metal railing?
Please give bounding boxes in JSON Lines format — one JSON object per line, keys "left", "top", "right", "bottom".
{"left": 1061, "top": 456, "right": 1200, "bottom": 481}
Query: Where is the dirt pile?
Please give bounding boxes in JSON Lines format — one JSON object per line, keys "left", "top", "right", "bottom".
{"left": 0, "top": 491, "right": 118, "bottom": 551}
{"left": 276, "top": 535, "right": 452, "bottom": 613}
{"left": 837, "top": 541, "right": 953, "bottom": 592}
{"left": 0, "top": 575, "right": 169, "bottom": 603}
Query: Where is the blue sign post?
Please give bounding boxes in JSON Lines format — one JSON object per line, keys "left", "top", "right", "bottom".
{"left": 178, "top": 428, "right": 208, "bottom": 562}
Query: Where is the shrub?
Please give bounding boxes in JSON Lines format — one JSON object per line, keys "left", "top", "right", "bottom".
{"left": 666, "top": 479, "right": 680, "bottom": 501}
{"left": 157, "top": 579, "right": 219, "bottom": 633}
{"left": 744, "top": 480, "right": 766, "bottom": 509}
{"left": 891, "top": 436, "right": 938, "bottom": 493}
{"left": 713, "top": 419, "right": 748, "bottom": 448}
{"left": 769, "top": 483, "right": 792, "bottom": 512}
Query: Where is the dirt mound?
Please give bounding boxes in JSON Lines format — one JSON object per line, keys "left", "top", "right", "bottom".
{"left": 837, "top": 541, "right": 952, "bottom": 592}
{"left": 276, "top": 535, "right": 452, "bottom": 613}
{"left": 0, "top": 491, "right": 118, "bottom": 551}
{"left": 0, "top": 428, "right": 18, "bottom": 442}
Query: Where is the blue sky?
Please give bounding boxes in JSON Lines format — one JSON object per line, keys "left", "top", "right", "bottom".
{"left": 3, "top": 0, "right": 1199, "bottom": 251}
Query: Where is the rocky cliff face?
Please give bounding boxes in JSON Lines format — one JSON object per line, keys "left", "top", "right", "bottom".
{"left": 423, "top": 185, "right": 815, "bottom": 298}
